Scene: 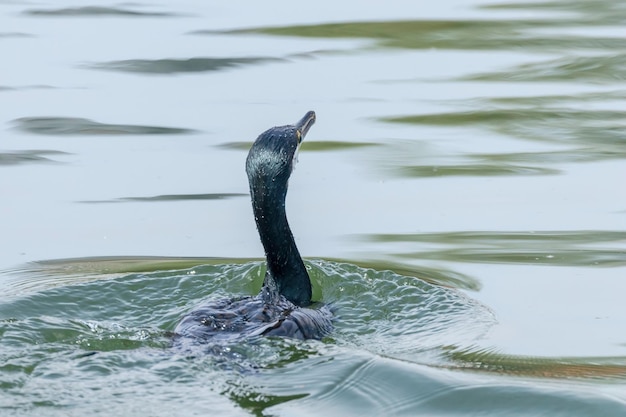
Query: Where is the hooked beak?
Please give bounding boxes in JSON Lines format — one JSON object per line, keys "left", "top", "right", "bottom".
{"left": 295, "top": 111, "right": 316, "bottom": 141}
{"left": 292, "top": 111, "right": 315, "bottom": 170}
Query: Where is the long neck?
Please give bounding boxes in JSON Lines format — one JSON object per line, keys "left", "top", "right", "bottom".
{"left": 250, "top": 182, "right": 312, "bottom": 306}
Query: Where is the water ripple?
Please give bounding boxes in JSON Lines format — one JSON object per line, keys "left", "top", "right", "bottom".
{"left": 466, "top": 54, "right": 626, "bottom": 84}
{"left": 12, "top": 117, "right": 195, "bottom": 136}
{"left": 217, "top": 5, "right": 625, "bottom": 53}
{"left": 379, "top": 103, "right": 626, "bottom": 177}
{"left": 365, "top": 230, "right": 626, "bottom": 267}
{"left": 445, "top": 346, "right": 626, "bottom": 380}
{"left": 0, "top": 150, "right": 69, "bottom": 166}
{"left": 80, "top": 193, "right": 247, "bottom": 204}
{"left": 0, "top": 32, "right": 34, "bottom": 38}
{"left": 2, "top": 258, "right": 624, "bottom": 414}
{"left": 86, "top": 57, "right": 283, "bottom": 75}
{"left": 22, "top": 6, "right": 180, "bottom": 18}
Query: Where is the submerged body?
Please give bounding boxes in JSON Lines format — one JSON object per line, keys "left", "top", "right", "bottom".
{"left": 175, "top": 111, "right": 333, "bottom": 341}
{"left": 175, "top": 291, "right": 332, "bottom": 341}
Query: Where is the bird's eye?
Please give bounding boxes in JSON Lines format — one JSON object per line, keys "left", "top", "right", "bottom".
{"left": 296, "top": 130, "right": 302, "bottom": 143}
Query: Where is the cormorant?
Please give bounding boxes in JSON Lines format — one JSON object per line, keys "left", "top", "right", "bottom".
{"left": 175, "top": 111, "right": 332, "bottom": 341}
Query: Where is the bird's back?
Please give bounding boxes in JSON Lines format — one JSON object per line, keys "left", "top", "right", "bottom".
{"left": 175, "top": 295, "right": 333, "bottom": 341}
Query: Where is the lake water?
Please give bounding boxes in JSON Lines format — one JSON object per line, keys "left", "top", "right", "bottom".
{"left": 1, "top": 0, "right": 625, "bottom": 415}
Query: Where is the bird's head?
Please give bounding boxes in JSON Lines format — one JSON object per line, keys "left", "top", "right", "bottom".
{"left": 246, "top": 111, "right": 316, "bottom": 190}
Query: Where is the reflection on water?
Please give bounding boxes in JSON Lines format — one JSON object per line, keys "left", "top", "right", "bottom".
{"left": 396, "top": 161, "right": 558, "bottom": 177}
{"left": 87, "top": 57, "right": 284, "bottom": 75}
{"left": 22, "top": 6, "right": 179, "bottom": 18}
{"left": 384, "top": 107, "right": 625, "bottom": 148}
{"left": 1, "top": 85, "right": 55, "bottom": 91}
{"left": 465, "top": 55, "right": 626, "bottom": 83}
{"left": 0, "top": 32, "right": 33, "bottom": 38}
{"left": 222, "top": 8, "right": 624, "bottom": 52}
{"left": 445, "top": 346, "right": 626, "bottom": 380}
{"left": 80, "top": 193, "right": 247, "bottom": 204}
{"left": 0, "top": 149, "right": 69, "bottom": 166}
{"left": 364, "top": 230, "right": 626, "bottom": 267}
{"left": 13, "top": 117, "right": 196, "bottom": 136}
{"left": 481, "top": 0, "right": 626, "bottom": 20}
{"left": 380, "top": 101, "right": 625, "bottom": 177}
